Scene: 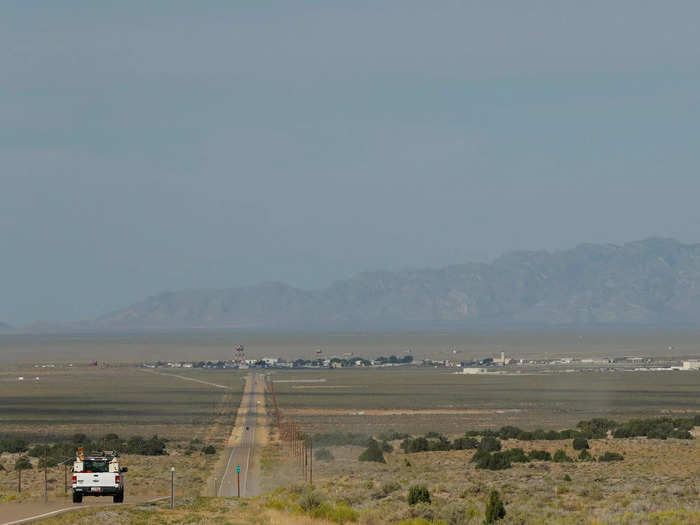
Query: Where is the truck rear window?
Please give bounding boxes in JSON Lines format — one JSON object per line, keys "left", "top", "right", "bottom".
{"left": 82, "top": 460, "right": 109, "bottom": 473}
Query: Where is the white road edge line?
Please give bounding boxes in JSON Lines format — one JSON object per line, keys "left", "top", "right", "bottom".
{"left": 0, "top": 496, "right": 168, "bottom": 525}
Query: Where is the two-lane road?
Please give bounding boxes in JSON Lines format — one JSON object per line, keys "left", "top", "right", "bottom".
{"left": 217, "top": 373, "right": 263, "bottom": 497}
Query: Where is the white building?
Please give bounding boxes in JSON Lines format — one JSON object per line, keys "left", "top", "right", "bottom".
{"left": 463, "top": 367, "right": 488, "bottom": 374}
{"left": 682, "top": 360, "right": 700, "bottom": 370}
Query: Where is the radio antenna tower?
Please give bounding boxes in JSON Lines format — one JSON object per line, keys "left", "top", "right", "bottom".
{"left": 234, "top": 344, "right": 246, "bottom": 366}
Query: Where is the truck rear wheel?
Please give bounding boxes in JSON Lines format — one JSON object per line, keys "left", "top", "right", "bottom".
{"left": 113, "top": 491, "right": 124, "bottom": 503}
{"left": 72, "top": 492, "right": 83, "bottom": 503}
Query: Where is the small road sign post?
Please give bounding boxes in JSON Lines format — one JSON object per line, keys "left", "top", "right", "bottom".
{"left": 236, "top": 465, "right": 241, "bottom": 497}
{"left": 170, "top": 467, "right": 175, "bottom": 508}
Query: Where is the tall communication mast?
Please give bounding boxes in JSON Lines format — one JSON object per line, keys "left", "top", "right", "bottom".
{"left": 234, "top": 344, "right": 246, "bottom": 367}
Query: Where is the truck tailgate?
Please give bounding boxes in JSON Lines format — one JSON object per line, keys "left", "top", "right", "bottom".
{"left": 75, "top": 473, "right": 116, "bottom": 490}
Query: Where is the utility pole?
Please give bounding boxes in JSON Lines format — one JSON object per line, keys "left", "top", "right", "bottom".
{"left": 170, "top": 467, "right": 175, "bottom": 509}
{"left": 64, "top": 463, "right": 68, "bottom": 494}
{"left": 309, "top": 435, "right": 313, "bottom": 485}
{"left": 18, "top": 468, "right": 21, "bottom": 493}
{"left": 44, "top": 446, "right": 48, "bottom": 503}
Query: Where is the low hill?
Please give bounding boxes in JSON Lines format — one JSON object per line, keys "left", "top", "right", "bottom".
{"left": 93, "top": 238, "right": 700, "bottom": 330}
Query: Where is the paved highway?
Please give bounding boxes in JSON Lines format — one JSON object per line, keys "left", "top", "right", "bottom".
{"left": 217, "top": 373, "right": 263, "bottom": 498}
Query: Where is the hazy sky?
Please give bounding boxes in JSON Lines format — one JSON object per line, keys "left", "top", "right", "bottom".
{"left": 3, "top": 2, "right": 700, "bottom": 323}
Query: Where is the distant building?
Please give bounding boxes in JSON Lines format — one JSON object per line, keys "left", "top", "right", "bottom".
{"left": 463, "top": 367, "right": 488, "bottom": 374}
{"left": 682, "top": 360, "right": 700, "bottom": 370}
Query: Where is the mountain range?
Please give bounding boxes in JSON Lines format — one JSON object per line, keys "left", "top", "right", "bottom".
{"left": 90, "top": 238, "right": 700, "bottom": 331}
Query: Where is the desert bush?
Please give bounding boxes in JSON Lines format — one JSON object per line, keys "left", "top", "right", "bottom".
{"left": 359, "top": 440, "right": 386, "bottom": 463}
{"left": 425, "top": 431, "right": 444, "bottom": 439}
{"left": 438, "top": 502, "right": 470, "bottom": 525}
{"left": 310, "top": 502, "right": 358, "bottom": 524}
{"left": 38, "top": 456, "right": 59, "bottom": 468}
{"left": 496, "top": 426, "right": 522, "bottom": 440}
{"left": 528, "top": 450, "right": 552, "bottom": 461}
{"left": 611, "top": 417, "right": 694, "bottom": 440}
{"left": 578, "top": 449, "right": 594, "bottom": 461}
{"left": 407, "top": 485, "right": 431, "bottom": 505}
{"left": 484, "top": 489, "right": 506, "bottom": 523}
{"left": 315, "top": 448, "right": 334, "bottom": 461}
{"left": 401, "top": 437, "right": 429, "bottom": 453}
{"left": 381, "top": 440, "right": 394, "bottom": 453}
{"left": 599, "top": 451, "right": 624, "bottom": 462}
{"left": 451, "top": 437, "right": 479, "bottom": 450}
{"left": 377, "top": 430, "right": 410, "bottom": 441}
{"left": 125, "top": 435, "right": 167, "bottom": 455}
{"left": 201, "top": 445, "right": 216, "bottom": 455}
{"left": 14, "top": 457, "right": 32, "bottom": 471}
{"left": 474, "top": 451, "right": 512, "bottom": 470}
{"left": 553, "top": 449, "right": 573, "bottom": 463}
{"left": 478, "top": 436, "right": 502, "bottom": 452}
{"left": 503, "top": 448, "right": 529, "bottom": 463}
{"left": 576, "top": 418, "right": 617, "bottom": 439}
{"left": 0, "top": 439, "right": 28, "bottom": 454}
{"left": 298, "top": 490, "right": 324, "bottom": 511}
{"left": 380, "top": 481, "right": 401, "bottom": 496}
{"left": 572, "top": 437, "right": 589, "bottom": 450}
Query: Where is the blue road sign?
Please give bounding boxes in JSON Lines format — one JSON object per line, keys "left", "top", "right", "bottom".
{"left": 236, "top": 465, "right": 241, "bottom": 474}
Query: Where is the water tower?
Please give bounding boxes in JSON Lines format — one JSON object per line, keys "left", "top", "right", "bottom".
{"left": 234, "top": 344, "right": 246, "bottom": 366}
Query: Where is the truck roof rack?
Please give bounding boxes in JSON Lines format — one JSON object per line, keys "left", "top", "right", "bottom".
{"left": 85, "top": 450, "right": 120, "bottom": 458}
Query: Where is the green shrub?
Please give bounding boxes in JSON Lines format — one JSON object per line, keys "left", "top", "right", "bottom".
{"left": 553, "top": 449, "right": 573, "bottom": 463}
{"left": 528, "top": 450, "right": 552, "bottom": 461}
{"left": 14, "top": 457, "right": 32, "bottom": 471}
{"left": 0, "top": 439, "right": 28, "bottom": 454}
{"left": 578, "top": 449, "right": 594, "bottom": 461}
{"left": 599, "top": 452, "right": 624, "bottom": 462}
{"left": 401, "top": 437, "right": 429, "bottom": 453}
{"left": 315, "top": 448, "right": 334, "bottom": 461}
{"left": 358, "top": 440, "right": 385, "bottom": 463}
{"left": 38, "top": 456, "right": 59, "bottom": 468}
{"left": 576, "top": 418, "right": 617, "bottom": 439}
{"left": 310, "top": 502, "right": 358, "bottom": 524}
{"left": 407, "top": 485, "right": 431, "bottom": 505}
{"left": 202, "top": 445, "right": 216, "bottom": 455}
{"left": 381, "top": 440, "right": 394, "bottom": 453}
{"left": 474, "top": 451, "right": 512, "bottom": 470}
{"left": 503, "top": 448, "right": 529, "bottom": 463}
{"left": 380, "top": 481, "right": 401, "bottom": 496}
{"left": 451, "top": 437, "right": 479, "bottom": 450}
{"left": 563, "top": 474, "right": 572, "bottom": 482}
{"left": 298, "top": 490, "right": 323, "bottom": 511}
{"left": 484, "top": 489, "right": 506, "bottom": 523}
{"left": 478, "top": 436, "right": 502, "bottom": 452}
{"left": 572, "top": 437, "right": 589, "bottom": 450}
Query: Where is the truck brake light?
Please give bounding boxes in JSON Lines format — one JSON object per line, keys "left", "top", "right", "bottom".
{"left": 72, "top": 475, "right": 76, "bottom": 484}
{"left": 115, "top": 475, "right": 120, "bottom": 484}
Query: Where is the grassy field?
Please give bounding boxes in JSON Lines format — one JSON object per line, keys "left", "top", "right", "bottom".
{"left": 0, "top": 367, "right": 245, "bottom": 440}
{"left": 0, "top": 367, "right": 245, "bottom": 509}
{"left": 270, "top": 368, "right": 700, "bottom": 434}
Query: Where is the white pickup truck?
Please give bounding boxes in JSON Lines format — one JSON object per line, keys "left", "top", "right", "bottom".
{"left": 71, "top": 450, "right": 127, "bottom": 503}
